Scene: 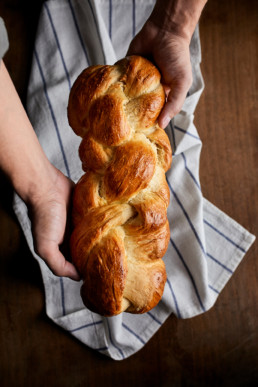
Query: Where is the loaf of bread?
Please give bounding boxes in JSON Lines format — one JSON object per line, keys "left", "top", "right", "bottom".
{"left": 68, "top": 55, "right": 172, "bottom": 316}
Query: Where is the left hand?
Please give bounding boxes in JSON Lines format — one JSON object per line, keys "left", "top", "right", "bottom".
{"left": 28, "top": 167, "right": 80, "bottom": 281}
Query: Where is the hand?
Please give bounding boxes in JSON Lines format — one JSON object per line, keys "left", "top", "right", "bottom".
{"left": 127, "top": 20, "right": 193, "bottom": 128}
{"left": 0, "top": 61, "right": 79, "bottom": 281}
{"left": 28, "top": 167, "right": 80, "bottom": 281}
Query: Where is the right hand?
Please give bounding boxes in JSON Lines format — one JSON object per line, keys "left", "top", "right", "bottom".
{"left": 127, "top": 20, "right": 193, "bottom": 129}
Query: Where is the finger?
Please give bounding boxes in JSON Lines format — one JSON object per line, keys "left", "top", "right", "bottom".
{"left": 158, "top": 89, "right": 187, "bottom": 128}
{"left": 158, "top": 76, "right": 192, "bottom": 128}
{"left": 36, "top": 241, "right": 80, "bottom": 281}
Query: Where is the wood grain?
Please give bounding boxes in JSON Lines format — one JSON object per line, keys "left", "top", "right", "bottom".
{"left": 0, "top": 0, "right": 257, "bottom": 386}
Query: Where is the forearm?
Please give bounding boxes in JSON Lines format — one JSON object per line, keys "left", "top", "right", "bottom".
{"left": 0, "top": 60, "right": 79, "bottom": 280}
{"left": 0, "top": 60, "right": 55, "bottom": 204}
{"left": 149, "top": 0, "right": 207, "bottom": 42}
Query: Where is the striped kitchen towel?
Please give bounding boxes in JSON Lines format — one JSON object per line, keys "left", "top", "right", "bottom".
{"left": 13, "top": 0, "right": 255, "bottom": 360}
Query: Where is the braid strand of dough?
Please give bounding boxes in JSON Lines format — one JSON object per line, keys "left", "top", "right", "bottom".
{"left": 68, "top": 56, "right": 172, "bottom": 316}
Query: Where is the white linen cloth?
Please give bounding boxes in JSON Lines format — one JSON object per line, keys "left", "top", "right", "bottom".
{"left": 13, "top": 0, "right": 255, "bottom": 360}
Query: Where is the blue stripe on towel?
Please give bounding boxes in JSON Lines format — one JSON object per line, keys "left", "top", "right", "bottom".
{"left": 122, "top": 323, "right": 146, "bottom": 345}
{"left": 204, "top": 219, "right": 246, "bottom": 253}
{"left": 34, "top": 48, "right": 71, "bottom": 178}
{"left": 59, "top": 277, "right": 66, "bottom": 316}
{"left": 167, "top": 126, "right": 236, "bottom": 299}
{"left": 69, "top": 320, "right": 103, "bottom": 333}
{"left": 87, "top": 0, "right": 107, "bottom": 64}
{"left": 109, "top": 0, "right": 112, "bottom": 39}
{"left": 174, "top": 125, "right": 200, "bottom": 140}
{"left": 44, "top": 3, "right": 72, "bottom": 90}
{"left": 209, "top": 284, "right": 219, "bottom": 294}
{"left": 132, "top": 0, "right": 136, "bottom": 37}
{"left": 181, "top": 152, "right": 201, "bottom": 191}
{"left": 166, "top": 278, "right": 182, "bottom": 318}
{"left": 147, "top": 312, "right": 162, "bottom": 326}
{"left": 167, "top": 179, "right": 206, "bottom": 255}
{"left": 169, "top": 127, "right": 237, "bottom": 275}
{"left": 206, "top": 252, "right": 233, "bottom": 274}
{"left": 170, "top": 237, "right": 205, "bottom": 312}
{"left": 68, "top": 0, "right": 90, "bottom": 64}
{"left": 106, "top": 318, "right": 125, "bottom": 359}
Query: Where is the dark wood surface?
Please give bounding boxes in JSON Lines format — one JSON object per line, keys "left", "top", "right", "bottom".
{"left": 0, "top": 1, "right": 257, "bottom": 386}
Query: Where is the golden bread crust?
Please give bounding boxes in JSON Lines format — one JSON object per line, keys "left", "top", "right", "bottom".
{"left": 68, "top": 55, "right": 172, "bottom": 316}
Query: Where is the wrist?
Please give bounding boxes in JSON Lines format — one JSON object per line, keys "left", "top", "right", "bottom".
{"left": 149, "top": 0, "right": 207, "bottom": 43}
{"left": 14, "top": 157, "right": 59, "bottom": 207}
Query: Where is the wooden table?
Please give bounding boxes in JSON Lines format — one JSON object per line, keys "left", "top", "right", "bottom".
{"left": 0, "top": 1, "right": 257, "bottom": 385}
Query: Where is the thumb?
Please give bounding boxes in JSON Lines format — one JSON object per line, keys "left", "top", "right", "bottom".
{"left": 158, "top": 73, "right": 192, "bottom": 128}
{"left": 36, "top": 240, "right": 80, "bottom": 281}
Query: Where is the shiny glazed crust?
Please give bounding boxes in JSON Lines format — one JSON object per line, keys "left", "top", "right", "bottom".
{"left": 68, "top": 56, "right": 172, "bottom": 316}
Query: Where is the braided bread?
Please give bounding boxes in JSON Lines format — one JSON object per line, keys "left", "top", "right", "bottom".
{"left": 68, "top": 55, "right": 172, "bottom": 316}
